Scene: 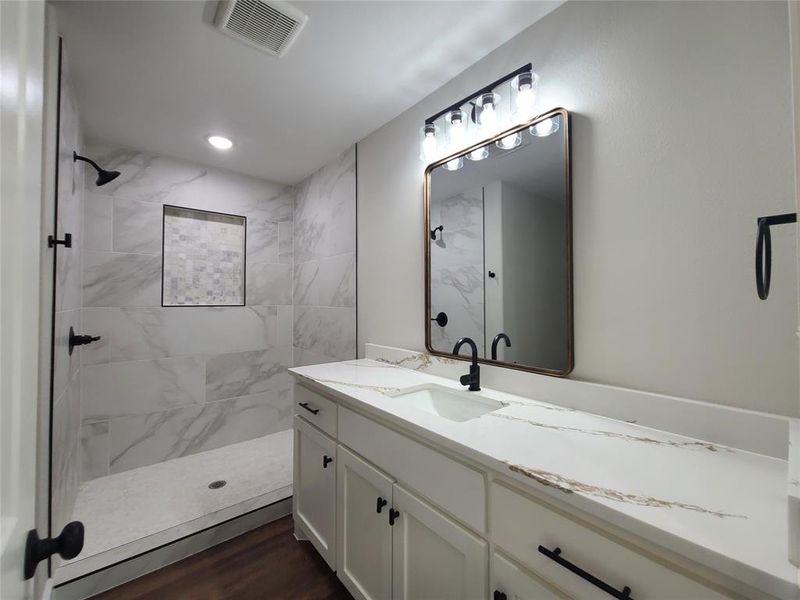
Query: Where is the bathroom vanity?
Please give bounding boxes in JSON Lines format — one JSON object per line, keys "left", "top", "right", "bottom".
{"left": 290, "top": 347, "right": 800, "bottom": 600}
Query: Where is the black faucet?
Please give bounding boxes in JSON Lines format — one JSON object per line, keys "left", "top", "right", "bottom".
{"left": 452, "top": 337, "right": 480, "bottom": 391}
{"left": 491, "top": 333, "right": 511, "bottom": 360}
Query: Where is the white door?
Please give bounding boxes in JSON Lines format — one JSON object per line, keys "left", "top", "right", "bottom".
{"left": 491, "top": 551, "right": 566, "bottom": 600}
{"left": 391, "top": 484, "right": 487, "bottom": 600}
{"left": 294, "top": 416, "right": 337, "bottom": 569}
{"left": 0, "top": 0, "right": 47, "bottom": 598}
{"left": 336, "top": 446, "right": 393, "bottom": 600}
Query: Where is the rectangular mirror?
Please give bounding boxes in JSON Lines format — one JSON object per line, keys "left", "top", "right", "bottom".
{"left": 425, "top": 108, "right": 572, "bottom": 376}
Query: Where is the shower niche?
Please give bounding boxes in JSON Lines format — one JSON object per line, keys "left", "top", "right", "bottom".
{"left": 162, "top": 205, "right": 247, "bottom": 306}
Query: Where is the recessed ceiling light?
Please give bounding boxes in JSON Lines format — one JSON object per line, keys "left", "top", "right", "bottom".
{"left": 206, "top": 135, "right": 233, "bottom": 150}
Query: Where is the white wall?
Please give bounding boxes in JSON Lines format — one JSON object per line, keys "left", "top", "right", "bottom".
{"left": 358, "top": 1, "right": 799, "bottom": 416}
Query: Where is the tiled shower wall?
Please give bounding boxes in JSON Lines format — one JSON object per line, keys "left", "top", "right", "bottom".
{"left": 293, "top": 146, "right": 357, "bottom": 366}
{"left": 79, "top": 145, "right": 296, "bottom": 479}
{"left": 52, "top": 51, "right": 84, "bottom": 537}
{"left": 429, "top": 187, "right": 485, "bottom": 355}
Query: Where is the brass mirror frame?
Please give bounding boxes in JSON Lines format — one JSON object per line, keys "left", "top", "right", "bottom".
{"left": 423, "top": 107, "right": 573, "bottom": 377}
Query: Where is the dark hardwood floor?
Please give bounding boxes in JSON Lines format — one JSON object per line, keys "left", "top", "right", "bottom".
{"left": 91, "top": 516, "right": 353, "bottom": 600}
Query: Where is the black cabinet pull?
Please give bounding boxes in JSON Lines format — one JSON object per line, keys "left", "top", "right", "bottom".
{"left": 376, "top": 497, "right": 387, "bottom": 514}
{"left": 322, "top": 455, "right": 333, "bottom": 468}
{"left": 388, "top": 508, "right": 400, "bottom": 526}
{"left": 493, "top": 591, "right": 507, "bottom": 600}
{"left": 538, "top": 545, "right": 633, "bottom": 600}
{"left": 298, "top": 402, "right": 319, "bottom": 415}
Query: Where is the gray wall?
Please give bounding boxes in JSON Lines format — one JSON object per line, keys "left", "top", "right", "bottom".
{"left": 79, "top": 144, "right": 296, "bottom": 478}
{"left": 293, "top": 146, "right": 357, "bottom": 366}
{"left": 358, "top": 1, "right": 799, "bottom": 416}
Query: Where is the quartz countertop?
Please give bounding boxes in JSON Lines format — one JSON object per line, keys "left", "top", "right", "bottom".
{"left": 289, "top": 358, "right": 799, "bottom": 600}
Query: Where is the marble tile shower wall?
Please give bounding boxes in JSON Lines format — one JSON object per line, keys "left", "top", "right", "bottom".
{"left": 52, "top": 52, "right": 84, "bottom": 539}
{"left": 429, "top": 188, "right": 485, "bottom": 354}
{"left": 293, "top": 146, "right": 357, "bottom": 366}
{"left": 79, "top": 143, "right": 296, "bottom": 479}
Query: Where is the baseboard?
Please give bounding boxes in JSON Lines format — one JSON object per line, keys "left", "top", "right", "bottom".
{"left": 53, "top": 497, "right": 292, "bottom": 600}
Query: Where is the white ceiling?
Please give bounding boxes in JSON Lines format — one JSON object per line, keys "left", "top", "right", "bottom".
{"left": 55, "top": 1, "right": 561, "bottom": 185}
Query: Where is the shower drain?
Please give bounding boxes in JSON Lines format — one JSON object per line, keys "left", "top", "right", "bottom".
{"left": 208, "top": 480, "right": 227, "bottom": 489}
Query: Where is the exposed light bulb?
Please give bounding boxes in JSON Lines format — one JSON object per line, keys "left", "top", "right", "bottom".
{"left": 420, "top": 123, "right": 438, "bottom": 162}
{"left": 449, "top": 111, "right": 466, "bottom": 148}
{"left": 443, "top": 157, "right": 464, "bottom": 171}
{"left": 206, "top": 135, "right": 233, "bottom": 150}
{"left": 516, "top": 86, "right": 536, "bottom": 119}
{"left": 467, "top": 146, "right": 488, "bottom": 162}
{"left": 496, "top": 132, "right": 521, "bottom": 150}
{"left": 480, "top": 102, "right": 497, "bottom": 129}
{"left": 515, "top": 71, "right": 538, "bottom": 120}
{"left": 531, "top": 117, "right": 560, "bottom": 137}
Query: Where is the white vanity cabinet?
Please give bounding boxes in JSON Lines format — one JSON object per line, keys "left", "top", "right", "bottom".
{"left": 391, "top": 484, "right": 487, "bottom": 600}
{"left": 491, "top": 551, "right": 566, "bottom": 600}
{"left": 336, "top": 444, "right": 487, "bottom": 600}
{"left": 336, "top": 446, "right": 394, "bottom": 600}
{"left": 293, "top": 415, "right": 337, "bottom": 569}
{"left": 293, "top": 381, "right": 740, "bottom": 600}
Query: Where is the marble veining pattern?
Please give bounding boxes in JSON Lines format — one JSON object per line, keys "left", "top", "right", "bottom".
{"left": 80, "top": 141, "right": 297, "bottom": 476}
{"left": 108, "top": 390, "right": 292, "bottom": 473}
{"left": 289, "top": 358, "right": 798, "bottom": 599}
{"left": 205, "top": 348, "right": 291, "bottom": 402}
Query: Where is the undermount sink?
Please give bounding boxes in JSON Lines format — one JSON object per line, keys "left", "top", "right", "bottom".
{"left": 387, "top": 384, "right": 504, "bottom": 422}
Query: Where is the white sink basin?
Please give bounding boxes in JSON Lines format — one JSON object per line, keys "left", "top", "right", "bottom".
{"left": 387, "top": 384, "right": 504, "bottom": 422}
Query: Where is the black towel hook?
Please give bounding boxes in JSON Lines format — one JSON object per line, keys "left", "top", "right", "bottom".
{"left": 755, "top": 212, "right": 796, "bottom": 300}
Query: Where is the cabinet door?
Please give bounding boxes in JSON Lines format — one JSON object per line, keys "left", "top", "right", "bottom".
{"left": 336, "top": 446, "right": 394, "bottom": 600}
{"left": 294, "top": 416, "right": 337, "bottom": 569}
{"left": 392, "top": 484, "right": 487, "bottom": 600}
{"left": 492, "top": 551, "right": 566, "bottom": 600}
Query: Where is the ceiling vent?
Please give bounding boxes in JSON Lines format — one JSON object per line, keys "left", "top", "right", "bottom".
{"left": 214, "top": 0, "right": 308, "bottom": 57}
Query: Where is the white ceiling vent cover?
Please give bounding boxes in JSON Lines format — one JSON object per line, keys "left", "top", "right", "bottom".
{"left": 215, "top": 0, "right": 308, "bottom": 57}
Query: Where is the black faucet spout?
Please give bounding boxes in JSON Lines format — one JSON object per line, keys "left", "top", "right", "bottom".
{"left": 491, "top": 333, "right": 511, "bottom": 360}
{"left": 452, "top": 337, "right": 480, "bottom": 391}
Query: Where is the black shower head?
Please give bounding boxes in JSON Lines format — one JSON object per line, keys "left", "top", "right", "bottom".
{"left": 95, "top": 168, "right": 120, "bottom": 186}
{"left": 73, "top": 151, "right": 121, "bottom": 187}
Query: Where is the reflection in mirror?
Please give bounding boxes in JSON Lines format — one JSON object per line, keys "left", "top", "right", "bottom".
{"left": 426, "top": 110, "right": 572, "bottom": 375}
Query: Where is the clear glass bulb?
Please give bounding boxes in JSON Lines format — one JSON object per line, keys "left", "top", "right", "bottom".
{"left": 480, "top": 103, "right": 497, "bottom": 129}
{"left": 467, "top": 146, "right": 488, "bottom": 161}
{"left": 449, "top": 117, "right": 465, "bottom": 148}
{"left": 530, "top": 117, "right": 559, "bottom": 137}
{"left": 496, "top": 132, "right": 521, "bottom": 150}
{"left": 443, "top": 157, "right": 464, "bottom": 171}
{"left": 421, "top": 131, "right": 437, "bottom": 160}
{"left": 516, "top": 85, "right": 536, "bottom": 120}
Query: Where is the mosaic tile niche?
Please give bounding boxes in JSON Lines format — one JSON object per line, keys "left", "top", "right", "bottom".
{"left": 162, "top": 205, "right": 246, "bottom": 306}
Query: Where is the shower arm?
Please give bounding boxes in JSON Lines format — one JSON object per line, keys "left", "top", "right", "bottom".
{"left": 73, "top": 151, "right": 103, "bottom": 171}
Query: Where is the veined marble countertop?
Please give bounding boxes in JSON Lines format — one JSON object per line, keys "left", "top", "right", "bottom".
{"left": 289, "top": 358, "right": 799, "bottom": 600}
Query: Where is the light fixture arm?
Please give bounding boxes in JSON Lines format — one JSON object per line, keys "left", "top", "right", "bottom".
{"left": 424, "top": 63, "right": 532, "bottom": 126}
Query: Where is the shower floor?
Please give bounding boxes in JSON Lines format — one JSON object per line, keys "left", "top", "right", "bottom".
{"left": 55, "top": 430, "right": 293, "bottom": 585}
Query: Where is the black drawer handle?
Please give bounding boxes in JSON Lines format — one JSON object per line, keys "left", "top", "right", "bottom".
{"left": 493, "top": 591, "right": 507, "bottom": 600}
{"left": 298, "top": 402, "right": 319, "bottom": 415}
{"left": 376, "top": 497, "right": 387, "bottom": 514}
{"left": 538, "top": 545, "right": 633, "bottom": 600}
{"left": 323, "top": 455, "right": 333, "bottom": 469}
{"left": 389, "top": 508, "right": 400, "bottom": 526}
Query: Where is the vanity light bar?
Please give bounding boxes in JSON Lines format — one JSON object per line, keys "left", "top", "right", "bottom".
{"left": 424, "top": 63, "right": 533, "bottom": 125}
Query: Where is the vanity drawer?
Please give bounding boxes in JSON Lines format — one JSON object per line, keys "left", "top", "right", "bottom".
{"left": 295, "top": 383, "right": 337, "bottom": 438}
{"left": 490, "top": 482, "right": 729, "bottom": 599}
{"left": 338, "top": 406, "right": 486, "bottom": 533}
